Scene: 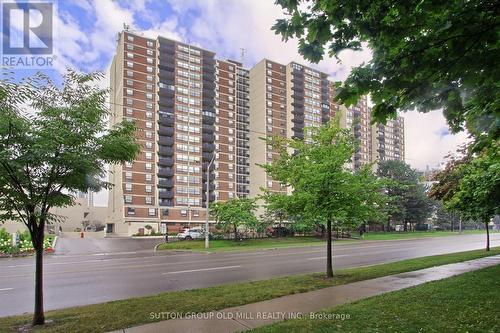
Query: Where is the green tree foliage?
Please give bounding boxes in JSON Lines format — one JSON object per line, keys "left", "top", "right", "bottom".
{"left": 377, "top": 160, "right": 432, "bottom": 231}
{"left": 259, "top": 192, "right": 294, "bottom": 233}
{"left": 272, "top": 0, "right": 499, "bottom": 150}
{"left": 432, "top": 200, "right": 461, "bottom": 231}
{"left": 431, "top": 142, "right": 499, "bottom": 250}
{"left": 0, "top": 71, "right": 140, "bottom": 325}
{"left": 210, "top": 198, "right": 261, "bottom": 239}
{"left": 262, "top": 120, "right": 386, "bottom": 277}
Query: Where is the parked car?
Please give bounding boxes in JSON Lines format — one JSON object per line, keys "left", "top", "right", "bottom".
{"left": 177, "top": 228, "right": 204, "bottom": 240}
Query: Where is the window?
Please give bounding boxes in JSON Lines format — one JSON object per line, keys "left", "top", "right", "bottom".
{"left": 145, "top": 185, "right": 152, "bottom": 193}
{"left": 147, "top": 40, "right": 154, "bottom": 47}
{"left": 126, "top": 89, "right": 133, "bottom": 96}
{"left": 146, "top": 66, "right": 153, "bottom": 73}
{"left": 127, "top": 35, "right": 134, "bottom": 42}
{"left": 125, "top": 108, "right": 133, "bottom": 115}
{"left": 145, "top": 196, "right": 152, "bottom": 205}
{"left": 148, "top": 208, "right": 156, "bottom": 216}
{"left": 125, "top": 172, "right": 132, "bottom": 180}
{"left": 145, "top": 174, "right": 152, "bottom": 182}
{"left": 127, "top": 70, "right": 133, "bottom": 77}
{"left": 147, "top": 49, "right": 153, "bottom": 56}
{"left": 146, "top": 111, "right": 153, "bottom": 119}
{"left": 127, "top": 207, "right": 135, "bottom": 215}
{"left": 145, "top": 163, "right": 152, "bottom": 170}
{"left": 124, "top": 195, "right": 132, "bottom": 203}
{"left": 127, "top": 44, "right": 133, "bottom": 50}
{"left": 145, "top": 142, "right": 152, "bottom": 149}
{"left": 145, "top": 152, "right": 152, "bottom": 160}
{"left": 126, "top": 79, "right": 133, "bottom": 86}
{"left": 125, "top": 161, "right": 133, "bottom": 168}
{"left": 146, "top": 75, "right": 153, "bottom": 81}
{"left": 127, "top": 61, "right": 133, "bottom": 68}
{"left": 127, "top": 52, "right": 134, "bottom": 59}
{"left": 145, "top": 131, "right": 152, "bottom": 139}
{"left": 146, "top": 121, "right": 153, "bottom": 129}
{"left": 125, "top": 183, "right": 132, "bottom": 191}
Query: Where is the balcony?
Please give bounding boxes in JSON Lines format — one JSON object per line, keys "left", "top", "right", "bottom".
{"left": 158, "top": 96, "right": 174, "bottom": 108}
{"left": 158, "top": 69, "right": 174, "bottom": 81}
{"left": 158, "top": 158, "right": 174, "bottom": 167}
{"left": 292, "top": 124, "right": 304, "bottom": 132}
{"left": 158, "top": 179, "right": 174, "bottom": 188}
{"left": 202, "top": 124, "right": 215, "bottom": 133}
{"left": 202, "top": 143, "right": 215, "bottom": 152}
{"left": 158, "top": 137, "right": 174, "bottom": 146}
{"left": 202, "top": 173, "right": 215, "bottom": 181}
{"left": 158, "top": 115, "right": 174, "bottom": 126}
{"left": 292, "top": 132, "right": 304, "bottom": 140}
{"left": 203, "top": 133, "right": 215, "bottom": 142}
{"left": 203, "top": 81, "right": 216, "bottom": 90}
{"left": 158, "top": 126, "right": 174, "bottom": 137}
{"left": 158, "top": 146, "right": 174, "bottom": 156}
{"left": 202, "top": 193, "right": 216, "bottom": 202}
{"left": 202, "top": 152, "right": 214, "bottom": 162}
{"left": 202, "top": 115, "right": 215, "bottom": 125}
{"left": 158, "top": 167, "right": 174, "bottom": 177}
{"left": 159, "top": 190, "right": 174, "bottom": 199}
{"left": 292, "top": 116, "right": 304, "bottom": 124}
{"left": 203, "top": 98, "right": 215, "bottom": 108}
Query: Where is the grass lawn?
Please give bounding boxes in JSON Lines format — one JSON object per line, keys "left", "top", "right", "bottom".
{"left": 250, "top": 264, "right": 500, "bottom": 333}
{"left": 0, "top": 247, "right": 499, "bottom": 333}
{"left": 361, "top": 229, "right": 492, "bottom": 241}
{"left": 157, "top": 236, "right": 332, "bottom": 252}
{"left": 157, "top": 231, "right": 496, "bottom": 253}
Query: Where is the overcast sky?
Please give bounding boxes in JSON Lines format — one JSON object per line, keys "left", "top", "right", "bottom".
{"left": 9, "top": 0, "right": 468, "bottom": 205}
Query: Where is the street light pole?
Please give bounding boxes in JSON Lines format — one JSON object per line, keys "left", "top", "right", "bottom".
{"left": 205, "top": 153, "right": 216, "bottom": 250}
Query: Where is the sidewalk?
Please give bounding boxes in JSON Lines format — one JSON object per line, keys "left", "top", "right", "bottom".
{"left": 110, "top": 255, "right": 500, "bottom": 333}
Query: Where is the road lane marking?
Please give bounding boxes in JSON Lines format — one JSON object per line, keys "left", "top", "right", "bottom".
{"left": 0, "top": 288, "right": 14, "bottom": 291}
{"left": 162, "top": 265, "right": 241, "bottom": 275}
{"left": 307, "top": 255, "right": 350, "bottom": 260}
{"left": 92, "top": 251, "right": 138, "bottom": 256}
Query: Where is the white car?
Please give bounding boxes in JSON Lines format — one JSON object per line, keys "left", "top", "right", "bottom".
{"left": 177, "top": 229, "right": 204, "bottom": 240}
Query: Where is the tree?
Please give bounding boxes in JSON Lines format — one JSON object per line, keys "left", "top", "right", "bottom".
{"left": 210, "top": 198, "right": 260, "bottom": 240}
{"left": 430, "top": 142, "right": 499, "bottom": 250}
{"left": 432, "top": 200, "right": 461, "bottom": 231}
{"left": 272, "top": 1, "right": 499, "bottom": 151}
{"left": 262, "top": 120, "right": 386, "bottom": 277}
{"left": 377, "top": 160, "right": 432, "bottom": 231}
{"left": 259, "top": 192, "right": 294, "bottom": 236}
{"left": 0, "top": 71, "right": 139, "bottom": 325}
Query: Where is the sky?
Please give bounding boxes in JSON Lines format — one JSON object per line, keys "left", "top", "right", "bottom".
{"left": 4, "top": 0, "right": 468, "bottom": 205}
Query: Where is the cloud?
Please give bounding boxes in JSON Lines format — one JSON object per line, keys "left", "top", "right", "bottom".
{"left": 402, "top": 110, "right": 468, "bottom": 170}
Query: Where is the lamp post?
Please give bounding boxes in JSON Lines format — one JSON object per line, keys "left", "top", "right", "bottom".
{"left": 205, "top": 153, "right": 216, "bottom": 249}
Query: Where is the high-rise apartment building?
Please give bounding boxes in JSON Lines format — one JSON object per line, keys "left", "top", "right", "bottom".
{"left": 108, "top": 31, "right": 250, "bottom": 236}
{"left": 371, "top": 116, "right": 405, "bottom": 165}
{"left": 108, "top": 30, "right": 404, "bottom": 236}
{"left": 249, "top": 59, "right": 373, "bottom": 198}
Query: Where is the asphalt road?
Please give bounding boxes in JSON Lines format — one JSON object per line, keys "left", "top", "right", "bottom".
{"left": 0, "top": 233, "right": 498, "bottom": 317}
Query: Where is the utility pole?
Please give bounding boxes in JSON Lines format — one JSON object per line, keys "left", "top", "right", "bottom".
{"left": 205, "top": 154, "right": 216, "bottom": 249}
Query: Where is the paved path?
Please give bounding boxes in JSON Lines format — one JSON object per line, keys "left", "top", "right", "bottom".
{"left": 0, "top": 233, "right": 498, "bottom": 317}
{"left": 110, "top": 255, "right": 500, "bottom": 333}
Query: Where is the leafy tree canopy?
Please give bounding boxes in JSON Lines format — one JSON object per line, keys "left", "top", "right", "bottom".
{"left": 273, "top": 0, "right": 500, "bottom": 150}
{"left": 210, "top": 198, "right": 262, "bottom": 237}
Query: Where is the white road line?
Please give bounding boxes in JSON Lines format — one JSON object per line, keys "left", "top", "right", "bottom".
{"left": 162, "top": 265, "right": 241, "bottom": 275}
{"left": 307, "top": 255, "right": 350, "bottom": 260}
{"left": 92, "top": 251, "right": 138, "bottom": 256}
{"left": 0, "top": 288, "right": 14, "bottom": 291}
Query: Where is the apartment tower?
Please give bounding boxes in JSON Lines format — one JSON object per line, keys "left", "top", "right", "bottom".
{"left": 108, "top": 31, "right": 249, "bottom": 236}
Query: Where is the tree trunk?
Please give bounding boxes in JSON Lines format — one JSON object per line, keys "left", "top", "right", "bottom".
{"left": 386, "top": 218, "right": 391, "bottom": 232}
{"left": 403, "top": 219, "right": 407, "bottom": 232}
{"left": 485, "top": 221, "right": 490, "bottom": 251}
{"left": 233, "top": 224, "right": 238, "bottom": 241}
{"left": 326, "top": 220, "right": 333, "bottom": 278}
{"left": 33, "top": 235, "right": 45, "bottom": 326}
